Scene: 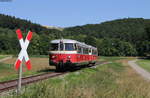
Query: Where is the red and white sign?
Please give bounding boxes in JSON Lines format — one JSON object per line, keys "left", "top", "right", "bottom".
{"left": 15, "top": 29, "right": 32, "bottom": 70}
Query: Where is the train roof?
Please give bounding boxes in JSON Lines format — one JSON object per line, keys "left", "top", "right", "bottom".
{"left": 50, "top": 39, "right": 97, "bottom": 50}
{"left": 51, "top": 39, "right": 77, "bottom": 44}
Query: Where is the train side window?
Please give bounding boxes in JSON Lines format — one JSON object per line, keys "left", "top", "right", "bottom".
{"left": 77, "top": 46, "right": 82, "bottom": 54}
{"left": 85, "top": 48, "right": 89, "bottom": 54}
{"left": 50, "top": 44, "right": 58, "bottom": 51}
{"left": 65, "top": 43, "right": 74, "bottom": 51}
{"left": 92, "top": 49, "right": 94, "bottom": 55}
{"left": 87, "top": 48, "right": 89, "bottom": 54}
{"left": 83, "top": 47, "right": 85, "bottom": 54}
{"left": 83, "top": 48, "right": 88, "bottom": 54}
{"left": 92, "top": 49, "right": 97, "bottom": 55}
{"left": 92, "top": 49, "right": 96, "bottom": 55}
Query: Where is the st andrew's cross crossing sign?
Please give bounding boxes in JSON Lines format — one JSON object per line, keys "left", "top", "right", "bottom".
{"left": 15, "top": 29, "right": 32, "bottom": 70}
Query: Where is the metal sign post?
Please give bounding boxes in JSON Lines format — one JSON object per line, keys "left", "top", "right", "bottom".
{"left": 14, "top": 29, "right": 33, "bottom": 94}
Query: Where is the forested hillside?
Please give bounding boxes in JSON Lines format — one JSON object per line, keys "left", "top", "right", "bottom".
{"left": 63, "top": 18, "right": 150, "bottom": 56}
{"left": 0, "top": 14, "right": 150, "bottom": 56}
{"left": 0, "top": 14, "right": 62, "bottom": 55}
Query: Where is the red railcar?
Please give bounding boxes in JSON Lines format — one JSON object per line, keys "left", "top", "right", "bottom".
{"left": 49, "top": 39, "right": 98, "bottom": 71}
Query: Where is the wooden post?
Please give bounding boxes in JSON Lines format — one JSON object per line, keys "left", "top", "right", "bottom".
{"left": 17, "top": 62, "right": 22, "bottom": 94}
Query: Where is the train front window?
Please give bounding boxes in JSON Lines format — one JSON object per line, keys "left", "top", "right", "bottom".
{"left": 65, "top": 43, "right": 74, "bottom": 51}
{"left": 50, "top": 44, "right": 58, "bottom": 51}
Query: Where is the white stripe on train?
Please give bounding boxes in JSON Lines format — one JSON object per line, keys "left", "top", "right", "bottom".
{"left": 49, "top": 51, "right": 77, "bottom": 54}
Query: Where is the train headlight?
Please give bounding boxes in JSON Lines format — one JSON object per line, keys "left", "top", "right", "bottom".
{"left": 67, "top": 56, "right": 71, "bottom": 59}
{"left": 52, "top": 56, "right": 56, "bottom": 59}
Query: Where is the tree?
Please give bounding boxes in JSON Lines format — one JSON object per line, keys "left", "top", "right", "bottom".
{"left": 97, "top": 38, "right": 137, "bottom": 56}
{"left": 84, "top": 35, "right": 97, "bottom": 47}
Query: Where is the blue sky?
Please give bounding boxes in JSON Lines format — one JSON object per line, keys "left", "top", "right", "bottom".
{"left": 0, "top": 0, "right": 150, "bottom": 27}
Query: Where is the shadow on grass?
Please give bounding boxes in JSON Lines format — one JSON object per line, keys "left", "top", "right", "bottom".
{"left": 38, "top": 64, "right": 96, "bottom": 73}
{"left": 66, "top": 64, "right": 94, "bottom": 72}
{"left": 138, "top": 56, "right": 150, "bottom": 60}
{"left": 37, "top": 69, "right": 56, "bottom": 73}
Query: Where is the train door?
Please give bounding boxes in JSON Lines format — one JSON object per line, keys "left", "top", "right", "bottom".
{"left": 58, "top": 41, "right": 64, "bottom": 62}
{"left": 77, "top": 45, "right": 82, "bottom": 62}
{"left": 89, "top": 48, "right": 92, "bottom": 61}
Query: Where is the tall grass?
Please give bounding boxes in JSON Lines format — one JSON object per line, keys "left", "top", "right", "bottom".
{"left": 2, "top": 58, "right": 150, "bottom": 98}
{"left": 0, "top": 57, "right": 52, "bottom": 82}
{"left": 16, "top": 63, "right": 120, "bottom": 98}
{"left": 1, "top": 57, "right": 150, "bottom": 98}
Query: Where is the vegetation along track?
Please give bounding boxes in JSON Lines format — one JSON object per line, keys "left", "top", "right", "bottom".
{"left": 0, "top": 61, "right": 108, "bottom": 93}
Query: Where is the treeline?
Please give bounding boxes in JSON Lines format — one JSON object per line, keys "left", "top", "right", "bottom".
{"left": 0, "top": 14, "right": 150, "bottom": 56}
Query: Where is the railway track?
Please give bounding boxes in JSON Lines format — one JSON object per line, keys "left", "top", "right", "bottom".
{"left": 0, "top": 61, "right": 108, "bottom": 93}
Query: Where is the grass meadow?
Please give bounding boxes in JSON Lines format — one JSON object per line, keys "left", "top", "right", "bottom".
{"left": 0, "top": 55, "right": 9, "bottom": 59}
{"left": 137, "top": 59, "right": 150, "bottom": 72}
{"left": 0, "top": 57, "right": 54, "bottom": 82}
{"left": 1, "top": 57, "right": 150, "bottom": 98}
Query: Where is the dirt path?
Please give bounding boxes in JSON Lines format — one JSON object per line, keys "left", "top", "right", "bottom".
{"left": 0, "top": 56, "right": 12, "bottom": 62}
{"left": 128, "top": 60, "right": 150, "bottom": 81}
